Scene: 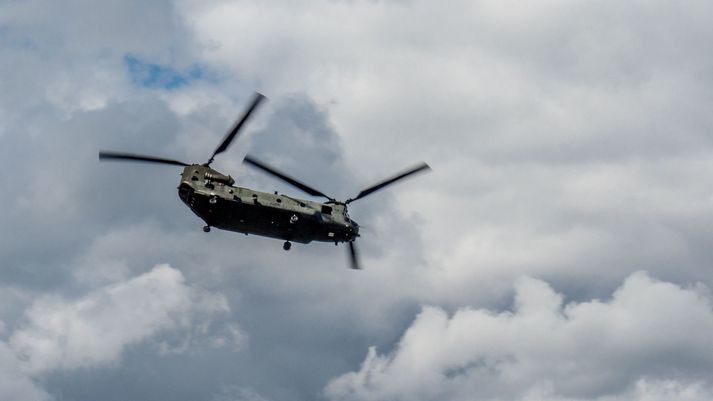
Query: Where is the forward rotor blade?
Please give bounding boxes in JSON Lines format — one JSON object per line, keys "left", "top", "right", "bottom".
{"left": 243, "top": 155, "right": 332, "bottom": 200}
{"left": 208, "top": 92, "right": 266, "bottom": 164}
{"left": 348, "top": 241, "right": 361, "bottom": 270}
{"left": 99, "top": 151, "right": 189, "bottom": 167}
{"left": 346, "top": 162, "right": 431, "bottom": 204}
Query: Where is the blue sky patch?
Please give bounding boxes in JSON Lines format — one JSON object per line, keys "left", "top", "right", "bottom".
{"left": 124, "top": 54, "right": 208, "bottom": 90}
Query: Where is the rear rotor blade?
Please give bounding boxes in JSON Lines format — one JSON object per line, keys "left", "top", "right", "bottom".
{"left": 99, "top": 151, "right": 189, "bottom": 167}
{"left": 348, "top": 241, "right": 361, "bottom": 270}
{"left": 243, "top": 155, "right": 332, "bottom": 200}
{"left": 208, "top": 92, "right": 266, "bottom": 165}
{"left": 346, "top": 162, "right": 430, "bottom": 204}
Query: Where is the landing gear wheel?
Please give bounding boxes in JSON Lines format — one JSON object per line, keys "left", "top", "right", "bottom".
{"left": 283, "top": 241, "right": 292, "bottom": 251}
{"left": 203, "top": 225, "right": 211, "bottom": 233}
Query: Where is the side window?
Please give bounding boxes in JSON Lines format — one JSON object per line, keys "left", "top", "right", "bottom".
{"left": 321, "top": 205, "right": 333, "bottom": 215}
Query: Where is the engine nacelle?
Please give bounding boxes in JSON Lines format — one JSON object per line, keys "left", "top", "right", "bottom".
{"left": 204, "top": 171, "right": 235, "bottom": 186}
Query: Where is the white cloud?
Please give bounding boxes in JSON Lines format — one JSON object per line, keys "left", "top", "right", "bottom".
{"left": 9, "top": 264, "right": 235, "bottom": 374}
{"left": 0, "top": 264, "right": 243, "bottom": 400}
{"left": 176, "top": 0, "right": 713, "bottom": 301}
{"left": 0, "top": 342, "right": 49, "bottom": 401}
{"left": 325, "top": 272, "right": 713, "bottom": 401}
{"left": 4, "top": 0, "right": 713, "bottom": 399}
{"left": 617, "top": 380, "right": 713, "bottom": 401}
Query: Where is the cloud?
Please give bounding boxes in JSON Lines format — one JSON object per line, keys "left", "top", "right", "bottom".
{"left": 325, "top": 272, "right": 713, "bottom": 401}
{"left": 212, "top": 386, "right": 273, "bottom": 401}
{"left": 177, "top": 0, "right": 713, "bottom": 302}
{"left": 4, "top": 0, "right": 713, "bottom": 400}
{"left": 0, "top": 264, "right": 240, "bottom": 401}
{"left": 9, "top": 264, "right": 236, "bottom": 374}
{"left": 0, "top": 342, "right": 49, "bottom": 401}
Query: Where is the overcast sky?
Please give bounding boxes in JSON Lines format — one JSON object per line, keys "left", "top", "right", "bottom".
{"left": 2, "top": 1, "right": 713, "bottom": 400}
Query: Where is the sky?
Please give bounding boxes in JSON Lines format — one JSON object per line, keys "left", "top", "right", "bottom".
{"left": 2, "top": 0, "right": 713, "bottom": 400}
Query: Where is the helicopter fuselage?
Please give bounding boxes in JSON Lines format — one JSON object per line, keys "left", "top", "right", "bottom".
{"left": 177, "top": 164, "right": 359, "bottom": 244}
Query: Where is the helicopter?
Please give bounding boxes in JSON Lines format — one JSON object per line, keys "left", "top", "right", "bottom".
{"left": 99, "top": 92, "right": 430, "bottom": 269}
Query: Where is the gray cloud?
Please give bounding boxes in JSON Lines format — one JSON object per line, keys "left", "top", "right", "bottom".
{"left": 325, "top": 272, "right": 713, "bottom": 401}
{"left": 3, "top": 0, "right": 713, "bottom": 400}
{"left": 0, "top": 342, "right": 48, "bottom": 401}
{"left": 0, "top": 265, "right": 237, "bottom": 401}
{"left": 10, "top": 264, "right": 234, "bottom": 373}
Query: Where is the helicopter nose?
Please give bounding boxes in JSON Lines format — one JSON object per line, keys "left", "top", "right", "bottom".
{"left": 350, "top": 220, "right": 360, "bottom": 236}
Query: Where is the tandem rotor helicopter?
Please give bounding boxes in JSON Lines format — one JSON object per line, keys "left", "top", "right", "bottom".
{"left": 99, "top": 93, "right": 430, "bottom": 269}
